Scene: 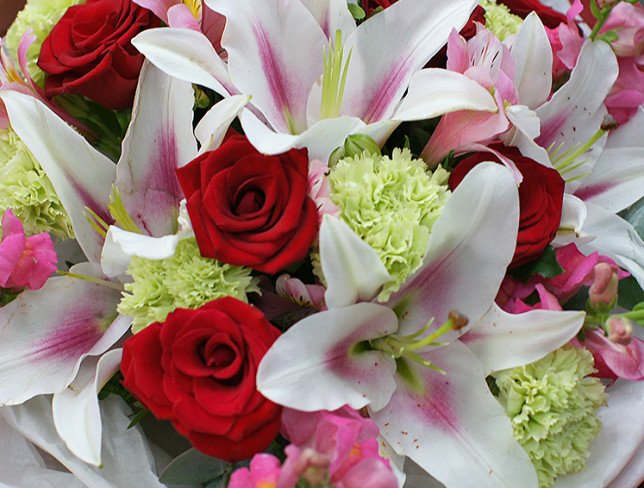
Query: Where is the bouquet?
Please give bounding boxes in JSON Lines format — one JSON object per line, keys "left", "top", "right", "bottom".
{"left": 0, "top": 0, "right": 642, "bottom": 487}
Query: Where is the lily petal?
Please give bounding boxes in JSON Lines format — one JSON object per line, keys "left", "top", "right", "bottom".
{"left": 257, "top": 303, "right": 398, "bottom": 412}
{"left": 299, "top": 0, "right": 356, "bottom": 38}
{"left": 552, "top": 194, "right": 589, "bottom": 247}
{"left": 388, "top": 162, "right": 519, "bottom": 336}
{"left": 462, "top": 303, "right": 585, "bottom": 374}
{"left": 0, "top": 275, "right": 127, "bottom": 405}
{"left": 0, "top": 91, "right": 115, "bottom": 263}
{"left": 511, "top": 13, "right": 553, "bottom": 109}
{"left": 579, "top": 202, "right": 644, "bottom": 288}
{"left": 371, "top": 341, "right": 538, "bottom": 488}
{"left": 52, "top": 349, "right": 122, "bottom": 466}
{"left": 535, "top": 40, "right": 618, "bottom": 191}
{"left": 393, "top": 68, "right": 497, "bottom": 122}
{"left": 132, "top": 27, "right": 234, "bottom": 96}
{"left": 207, "top": 0, "right": 326, "bottom": 135}
{"left": 116, "top": 61, "right": 197, "bottom": 237}
{"left": 320, "top": 215, "right": 392, "bottom": 309}
{"left": 341, "top": 0, "right": 477, "bottom": 123}
{"left": 101, "top": 226, "right": 180, "bottom": 278}
{"left": 575, "top": 106, "right": 644, "bottom": 213}
{"left": 1, "top": 395, "right": 166, "bottom": 488}
{"left": 195, "top": 94, "right": 250, "bottom": 155}
{"left": 555, "top": 380, "right": 644, "bottom": 488}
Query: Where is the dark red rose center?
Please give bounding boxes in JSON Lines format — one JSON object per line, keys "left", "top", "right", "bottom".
{"left": 235, "top": 189, "right": 266, "bottom": 215}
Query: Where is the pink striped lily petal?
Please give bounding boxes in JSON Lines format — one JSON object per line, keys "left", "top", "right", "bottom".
{"left": 133, "top": 0, "right": 178, "bottom": 23}
{"left": 132, "top": 27, "right": 235, "bottom": 97}
{"left": 0, "top": 272, "right": 127, "bottom": 406}
{"left": 0, "top": 92, "right": 115, "bottom": 263}
{"left": 52, "top": 349, "right": 123, "bottom": 466}
{"left": 535, "top": 41, "right": 618, "bottom": 192}
{"left": 257, "top": 303, "right": 398, "bottom": 412}
{"left": 370, "top": 341, "right": 538, "bottom": 488}
{"left": 462, "top": 303, "right": 585, "bottom": 374}
{"left": 115, "top": 62, "right": 197, "bottom": 237}
{"left": 575, "top": 106, "right": 644, "bottom": 213}
{"left": 387, "top": 163, "right": 519, "bottom": 337}
{"left": 341, "top": 0, "right": 478, "bottom": 124}
{"left": 195, "top": 94, "right": 251, "bottom": 155}
{"left": 208, "top": 0, "right": 326, "bottom": 135}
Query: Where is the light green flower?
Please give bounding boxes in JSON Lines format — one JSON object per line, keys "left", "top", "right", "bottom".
{"left": 118, "top": 238, "right": 260, "bottom": 333}
{"left": 0, "top": 127, "right": 72, "bottom": 238}
{"left": 5, "top": 0, "right": 83, "bottom": 87}
{"left": 480, "top": 0, "right": 523, "bottom": 41}
{"left": 493, "top": 346, "right": 607, "bottom": 488}
{"left": 329, "top": 148, "right": 450, "bottom": 300}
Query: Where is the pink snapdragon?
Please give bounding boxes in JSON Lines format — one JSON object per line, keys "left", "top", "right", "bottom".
{"left": 545, "top": 0, "right": 584, "bottom": 80}
{"left": 229, "top": 406, "right": 398, "bottom": 488}
{"left": 0, "top": 209, "right": 57, "bottom": 291}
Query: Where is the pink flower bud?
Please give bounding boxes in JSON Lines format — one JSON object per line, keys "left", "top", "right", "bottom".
{"left": 589, "top": 263, "right": 619, "bottom": 309}
{"left": 607, "top": 317, "right": 633, "bottom": 346}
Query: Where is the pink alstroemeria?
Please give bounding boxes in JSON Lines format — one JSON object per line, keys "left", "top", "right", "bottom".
{"left": 258, "top": 163, "right": 586, "bottom": 487}
{"left": 133, "top": 0, "right": 227, "bottom": 54}
{"left": 545, "top": 0, "right": 584, "bottom": 80}
{"left": 0, "top": 60, "right": 247, "bottom": 466}
{"left": 308, "top": 159, "right": 341, "bottom": 224}
{"left": 132, "top": 0, "right": 498, "bottom": 162}
{"left": 230, "top": 406, "right": 398, "bottom": 488}
{"left": 0, "top": 209, "right": 57, "bottom": 291}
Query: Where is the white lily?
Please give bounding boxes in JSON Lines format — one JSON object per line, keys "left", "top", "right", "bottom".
{"left": 131, "top": 0, "right": 498, "bottom": 161}
{"left": 257, "top": 163, "right": 585, "bottom": 487}
{"left": 504, "top": 16, "right": 644, "bottom": 287}
{"left": 0, "top": 62, "right": 245, "bottom": 466}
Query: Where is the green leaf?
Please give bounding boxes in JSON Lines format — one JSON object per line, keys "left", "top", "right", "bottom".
{"left": 159, "top": 449, "right": 232, "bottom": 485}
{"left": 511, "top": 246, "right": 564, "bottom": 282}
{"left": 347, "top": 3, "right": 366, "bottom": 20}
{"left": 617, "top": 276, "right": 644, "bottom": 310}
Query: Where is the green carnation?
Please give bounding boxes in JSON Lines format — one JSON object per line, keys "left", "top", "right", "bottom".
{"left": 329, "top": 148, "right": 450, "bottom": 300}
{"left": 118, "top": 238, "right": 260, "bottom": 333}
{"left": 480, "top": 0, "right": 523, "bottom": 41}
{"left": 493, "top": 346, "right": 607, "bottom": 488}
{"left": 0, "top": 128, "right": 72, "bottom": 238}
{"left": 5, "top": 0, "right": 83, "bottom": 87}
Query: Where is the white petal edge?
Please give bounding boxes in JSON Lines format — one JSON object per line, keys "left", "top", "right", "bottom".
{"left": 195, "top": 94, "right": 250, "bottom": 155}
{"left": 320, "top": 215, "right": 392, "bottom": 309}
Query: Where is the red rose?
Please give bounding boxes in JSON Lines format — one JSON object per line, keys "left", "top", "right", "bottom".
{"left": 177, "top": 133, "right": 319, "bottom": 274}
{"left": 361, "top": 0, "right": 396, "bottom": 16}
{"left": 499, "top": 0, "right": 567, "bottom": 29}
{"left": 38, "top": 0, "right": 159, "bottom": 110}
{"left": 449, "top": 145, "right": 565, "bottom": 268}
{"left": 121, "top": 297, "right": 282, "bottom": 461}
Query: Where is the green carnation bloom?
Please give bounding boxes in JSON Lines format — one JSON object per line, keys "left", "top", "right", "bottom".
{"left": 0, "top": 128, "right": 72, "bottom": 238}
{"left": 493, "top": 346, "right": 607, "bottom": 488}
{"left": 5, "top": 0, "right": 83, "bottom": 87}
{"left": 480, "top": 0, "right": 523, "bottom": 41}
{"left": 329, "top": 149, "right": 450, "bottom": 300}
{"left": 118, "top": 238, "right": 260, "bottom": 333}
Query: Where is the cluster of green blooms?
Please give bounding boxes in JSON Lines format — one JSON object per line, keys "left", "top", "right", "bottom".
{"left": 5, "top": 0, "right": 83, "bottom": 87}
{"left": 329, "top": 148, "right": 450, "bottom": 300}
{"left": 0, "top": 127, "right": 72, "bottom": 238}
{"left": 480, "top": 0, "right": 523, "bottom": 41}
{"left": 493, "top": 346, "right": 607, "bottom": 488}
{"left": 118, "top": 238, "right": 260, "bottom": 333}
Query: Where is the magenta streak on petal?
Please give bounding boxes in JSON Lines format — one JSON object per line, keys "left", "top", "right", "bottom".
{"left": 252, "top": 22, "right": 295, "bottom": 134}
{"left": 67, "top": 171, "right": 113, "bottom": 225}
{"left": 418, "top": 371, "right": 460, "bottom": 432}
{"left": 32, "top": 313, "right": 103, "bottom": 363}
{"left": 130, "top": 128, "right": 182, "bottom": 236}
{"left": 575, "top": 181, "right": 614, "bottom": 202}
{"left": 535, "top": 109, "right": 571, "bottom": 148}
{"left": 361, "top": 59, "right": 409, "bottom": 124}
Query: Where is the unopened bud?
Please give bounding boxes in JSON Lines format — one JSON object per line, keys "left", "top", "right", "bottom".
{"left": 607, "top": 317, "right": 633, "bottom": 345}
{"left": 589, "top": 263, "right": 618, "bottom": 310}
{"left": 328, "top": 134, "right": 381, "bottom": 165}
{"left": 448, "top": 310, "right": 469, "bottom": 330}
